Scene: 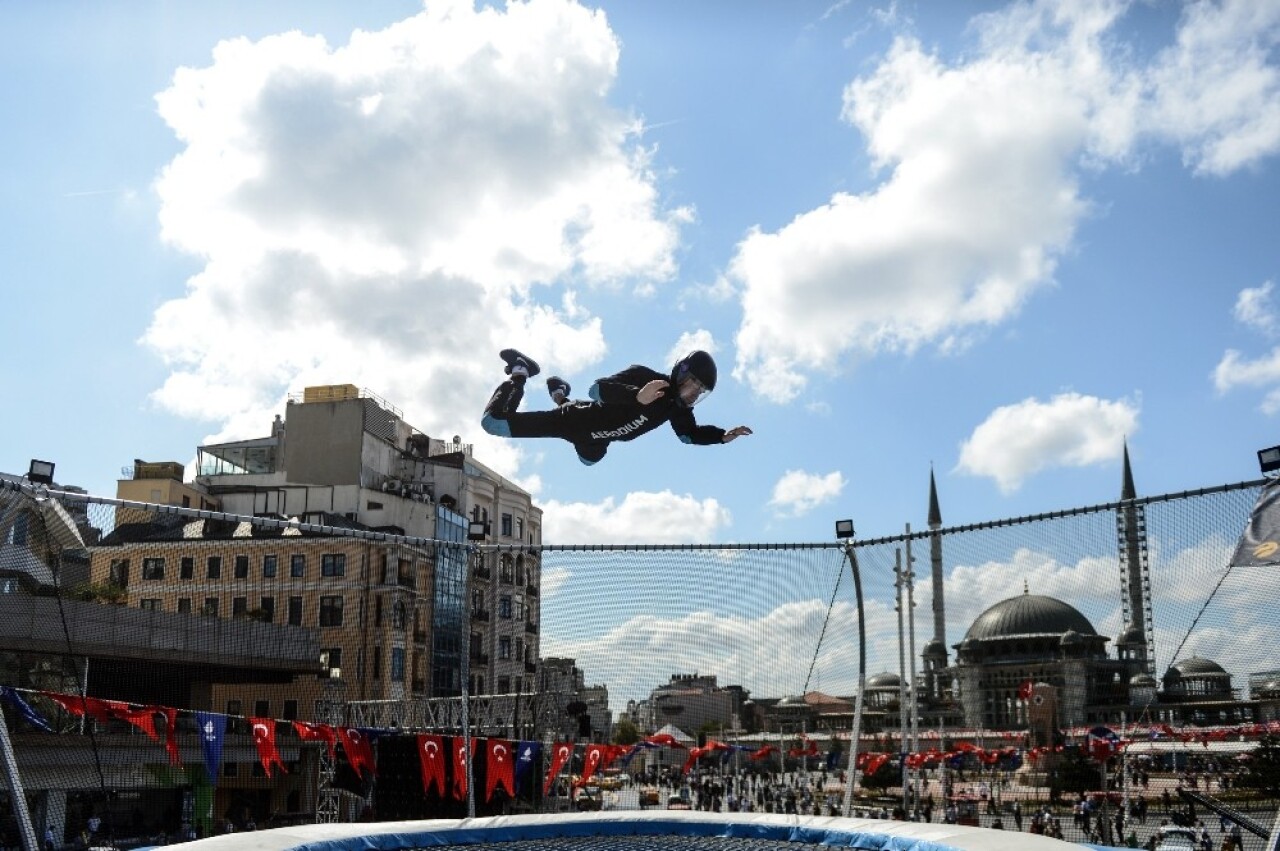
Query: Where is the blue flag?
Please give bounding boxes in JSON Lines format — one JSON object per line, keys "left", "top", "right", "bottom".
{"left": 0, "top": 687, "right": 52, "bottom": 732}
{"left": 194, "top": 711, "right": 226, "bottom": 783}
{"left": 514, "top": 740, "right": 541, "bottom": 791}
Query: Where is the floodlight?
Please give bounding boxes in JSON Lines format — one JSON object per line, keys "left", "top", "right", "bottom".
{"left": 835, "top": 519, "right": 855, "bottom": 539}
{"left": 468, "top": 520, "right": 488, "bottom": 541}
{"left": 27, "top": 460, "right": 55, "bottom": 485}
{"left": 1259, "top": 445, "right": 1280, "bottom": 475}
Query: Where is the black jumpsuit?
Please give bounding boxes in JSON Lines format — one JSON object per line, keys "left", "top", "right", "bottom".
{"left": 481, "top": 364, "right": 727, "bottom": 465}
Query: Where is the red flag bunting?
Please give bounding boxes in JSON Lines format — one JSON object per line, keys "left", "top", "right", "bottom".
{"left": 544, "top": 741, "right": 573, "bottom": 794}
{"left": 452, "top": 737, "right": 477, "bottom": 801}
{"left": 293, "top": 721, "right": 337, "bottom": 758}
{"left": 485, "top": 738, "right": 515, "bottom": 802}
{"left": 250, "top": 718, "right": 287, "bottom": 778}
{"left": 338, "top": 727, "right": 377, "bottom": 778}
{"left": 417, "top": 734, "right": 446, "bottom": 797}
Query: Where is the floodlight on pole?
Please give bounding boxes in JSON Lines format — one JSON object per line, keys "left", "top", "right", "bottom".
{"left": 1259, "top": 445, "right": 1280, "bottom": 476}
{"left": 26, "top": 460, "right": 55, "bottom": 485}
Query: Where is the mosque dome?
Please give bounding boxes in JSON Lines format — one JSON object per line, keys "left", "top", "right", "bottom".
{"left": 866, "top": 672, "right": 902, "bottom": 689}
{"left": 922, "top": 638, "right": 948, "bottom": 658}
{"left": 1060, "top": 629, "right": 1084, "bottom": 647}
{"left": 1116, "top": 624, "right": 1146, "bottom": 645}
{"left": 1169, "top": 657, "right": 1227, "bottom": 676}
{"left": 962, "top": 594, "right": 1098, "bottom": 642}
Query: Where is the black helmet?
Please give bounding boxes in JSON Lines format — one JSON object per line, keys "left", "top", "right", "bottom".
{"left": 670, "top": 350, "right": 717, "bottom": 407}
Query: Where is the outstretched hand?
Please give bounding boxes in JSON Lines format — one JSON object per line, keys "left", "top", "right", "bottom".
{"left": 722, "top": 426, "right": 753, "bottom": 444}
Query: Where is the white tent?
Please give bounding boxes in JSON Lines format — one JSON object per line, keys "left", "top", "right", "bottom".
{"left": 652, "top": 724, "right": 695, "bottom": 745}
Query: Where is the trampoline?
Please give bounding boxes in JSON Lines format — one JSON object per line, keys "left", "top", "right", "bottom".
{"left": 169, "top": 811, "right": 1092, "bottom": 851}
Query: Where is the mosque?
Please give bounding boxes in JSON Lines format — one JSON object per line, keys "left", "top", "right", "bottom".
{"left": 899, "top": 446, "right": 1262, "bottom": 734}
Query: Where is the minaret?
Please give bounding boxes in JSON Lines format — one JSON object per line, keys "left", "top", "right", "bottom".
{"left": 921, "top": 467, "right": 949, "bottom": 699}
{"left": 1116, "top": 441, "right": 1155, "bottom": 676}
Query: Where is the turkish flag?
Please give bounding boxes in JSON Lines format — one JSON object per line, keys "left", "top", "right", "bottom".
{"left": 643, "top": 733, "right": 687, "bottom": 750}
{"left": 485, "top": 739, "right": 515, "bottom": 802}
{"left": 1018, "top": 680, "right": 1035, "bottom": 700}
{"left": 250, "top": 718, "right": 287, "bottom": 777}
{"left": 579, "top": 743, "right": 608, "bottom": 785}
{"left": 118, "top": 706, "right": 160, "bottom": 740}
{"left": 41, "top": 692, "right": 124, "bottom": 724}
{"left": 338, "top": 727, "right": 377, "bottom": 778}
{"left": 681, "top": 746, "right": 706, "bottom": 774}
{"left": 544, "top": 741, "right": 573, "bottom": 794}
{"left": 417, "top": 734, "right": 446, "bottom": 797}
{"left": 750, "top": 744, "right": 778, "bottom": 761}
{"left": 293, "top": 721, "right": 337, "bottom": 758}
{"left": 452, "top": 737, "right": 477, "bottom": 800}
{"left": 158, "top": 707, "right": 181, "bottom": 766}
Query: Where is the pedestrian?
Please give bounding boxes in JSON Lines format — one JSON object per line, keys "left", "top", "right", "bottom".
{"left": 481, "top": 349, "right": 752, "bottom": 465}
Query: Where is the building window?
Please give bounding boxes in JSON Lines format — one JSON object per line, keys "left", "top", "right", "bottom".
{"left": 501, "top": 513, "right": 513, "bottom": 537}
{"left": 514, "top": 594, "right": 525, "bottom": 621}
{"left": 471, "top": 589, "right": 485, "bottom": 613}
{"left": 234, "top": 555, "right": 249, "bottom": 579}
{"left": 321, "top": 554, "right": 345, "bottom": 577}
{"left": 288, "top": 596, "right": 303, "bottom": 626}
{"left": 498, "top": 595, "right": 512, "bottom": 619}
{"left": 372, "top": 646, "right": 382, "bottom": 679}
{"left": 516, "top": 517, "right": 524, "bottom": 539}
{"left": 223, "top": 762, "right": 238, "bottom": 777}
{"left": 139, "top": 599, "right": 161, "bottom": 611}
{"left": 515, "top": 558, "right": 525, "bottom": 586}
{"left": 263, "top": 554, "right": 278, "bottom": 578}
{"left": 392, "top": 600, "right": 408, "bottom": 630}
{"left": 391, "top": 648, "right": 406, "bottom": 682}
{"left": 499, "top": 557, "right": 513, "bottom": 584}
{"left": 499, "top": 636, "right": 512, "bottom": 660}
{"left": 321, "top": 648, "right": 342, "bottom": 678}
{"left": 180, "top": 557, "right": 194, "bottom": 580}
{"left": 206, "top": 556, "right": 222, "bottom": 579}
{"left": 319, "top": 595, "right": 344, "bottom": 627}
{"left": 290, "top": 554, "right": 306, "bottom": 578}
{"left": 177, "top": 598, "right": 191, "bottom": 614}
{"left": 202, "top": 598, "right": 219, "bottom": 616}
{"left": 283, "top": 700, "right": 298, "bottom": 721}
{"left": 108, "top": 559, "right": 130, "bottom": 587}
{"left": 142, "top": 558, "right": 165, "bottom": 580}
{"left": 232, "top": 597, "right": 248, "bottom": 618}
{"left": 254, "top": 700, "right": 269, "bottom": 718}
{"left": 260, "top": 597, "right": 275, "bottom": 622}
{"left": 497, "top": 677, "right": 510, "bottom": 694}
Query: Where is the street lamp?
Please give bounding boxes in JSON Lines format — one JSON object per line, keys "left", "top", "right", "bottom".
{"left": 836, "top": 520, "right": 867, "bottom": 818}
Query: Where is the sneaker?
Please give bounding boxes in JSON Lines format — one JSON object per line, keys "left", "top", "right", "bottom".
{"left": 499, "top": 348, "right": 540, "bottom": 379}
{"left": 546, "top": 376, "right": 571, "bottom": 405}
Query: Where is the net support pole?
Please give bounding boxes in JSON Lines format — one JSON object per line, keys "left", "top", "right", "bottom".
{"left": 0, "top": 708, "right": 38, "bottom": 851}
{"left": 840, "top": 539, "right": 866, "bottom": 818}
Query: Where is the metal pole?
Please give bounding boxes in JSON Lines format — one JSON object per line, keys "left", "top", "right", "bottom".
{"left": 0, "top": 710, "right": 39, "bottom": 851}
{"left": 840, "top": 539, "right": 867, "bottom": 818}
{"left": 906, "top": 526, "right": 921, "bottom": 816}
{"left": 461, "top": 545, "right": 476, "bottom": 818}
{"left": 895, "top": 549, "right": 908, "bottom": 815}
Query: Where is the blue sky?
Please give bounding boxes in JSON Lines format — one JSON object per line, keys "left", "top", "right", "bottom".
{"left": 4, "top": 0, "right": 1280, "bottom": 553}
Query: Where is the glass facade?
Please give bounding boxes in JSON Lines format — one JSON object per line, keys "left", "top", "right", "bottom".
{"left": 431, "top": 504, "right": 468, "bottom": 697}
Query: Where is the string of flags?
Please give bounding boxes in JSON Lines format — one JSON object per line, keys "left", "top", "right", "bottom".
{"left": 3, "top": 686, "right": 1277, "bottom": 803}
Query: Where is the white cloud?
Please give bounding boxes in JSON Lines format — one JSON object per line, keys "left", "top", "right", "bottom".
{"left": 539, "top": 490, "right": 732, "bottom": 545}
{"left": 665, "top": 329, "right": 718, "bottom": 374}
{"left": 1235, "top": 281, "right": 1279, "bottom": 335}
{"left": 955, "top": 392, "right": 1139, "bottom": 492}
{"left": 1215, "top": 281, "right": 1280, "bottom": 413}
{"left": 768, "top": 469, "right": 847, "bottom": 517}
{"left": 1145, "top": 0, "right": 1280, "bottom": 176}
{"left": 142, "top": 0, "right": 687, "bottom": 476}
{"left": 730, "top": 0, "right": 1280, "bottom": 404}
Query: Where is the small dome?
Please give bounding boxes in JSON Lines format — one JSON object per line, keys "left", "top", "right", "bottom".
{"left": 1170, "top": 656, "right": 1227, "bottom": 676}
{"left": 1116, "top": 625, "right": 1145, "bottom": 645}
{"left": 922, "top": 638, "right": 947, "bottom": 657}
{"left": 1060, "top": 629, "right": 1084, "bottom": 647}
{"left": 866, "top": 672, "right": 902, "bottom": 688}
{"left": 963, "top": 594, "right": 1098, "bottom": 642}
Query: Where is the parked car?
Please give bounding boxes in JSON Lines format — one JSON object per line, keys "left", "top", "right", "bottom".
{"left": 1152, "top": 826, "right": 1197, "bottom": 851}
{"left": 667, "top": 795, "right": 691, "bottom": 810}
{"left": 574, "top": 786, "right": 604, "bottom": 811}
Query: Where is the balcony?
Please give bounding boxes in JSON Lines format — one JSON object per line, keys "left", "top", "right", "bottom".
{"left": 470, "top": 651, "right": 489, "bottom": 665}
{"left": 524, "top": 622, "right": 537, "bottom": 635}
{"left": 526, "top": 584, "right": 539, "bottom": 597}
{"left": 471, "top": 609, "right": 490, "bottom": 622}
{"left": 412, "top": 678, "right": 426, "bottom": 694}
{"left": 524, "top": 661, "right": 537, "bottom": 674}
{"left": 473, "top": 566, "right": 491, "bottom": 581}
{"left": 413, "top": 630, "right": 427, "bottom": 644}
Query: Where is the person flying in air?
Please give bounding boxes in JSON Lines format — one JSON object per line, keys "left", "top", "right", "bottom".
{"left": 480, "top": 348, "right": 752, "bottom": 465}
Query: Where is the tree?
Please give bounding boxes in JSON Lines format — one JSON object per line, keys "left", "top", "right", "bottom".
{"left": 613, "top": 718, "right": 640, "bottom": 746}
{"left": 1241, "top": 734, "right": 1280, "bottom": 798}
